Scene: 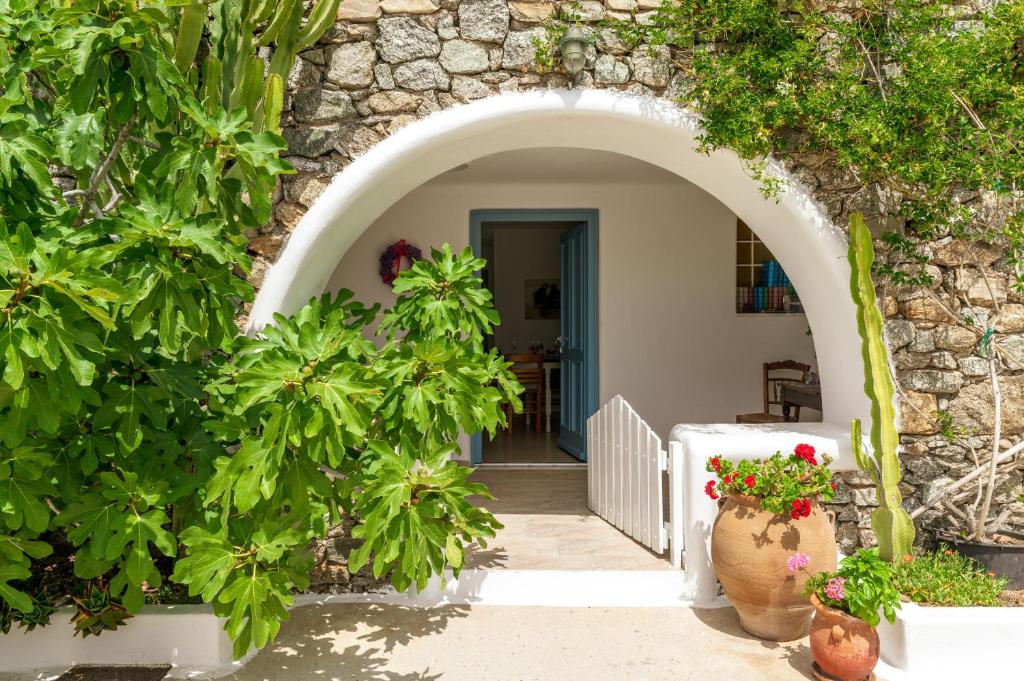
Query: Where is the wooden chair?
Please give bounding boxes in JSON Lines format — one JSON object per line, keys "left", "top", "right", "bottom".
{"left": 736, "top": 360, "right": 811, "bottom": 424}
{"left": 503, "top": 353, "right": 544, "bottom": 433}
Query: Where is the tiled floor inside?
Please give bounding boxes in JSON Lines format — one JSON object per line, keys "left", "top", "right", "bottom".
{"left": 482, "top": 427, "right": 580, "bottom": 464}
{"left": 465, "top": 468, "right": 672, "bottom": 571}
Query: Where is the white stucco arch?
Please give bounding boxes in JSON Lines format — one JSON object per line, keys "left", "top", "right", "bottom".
{"left": 250, "top": 89, "right": 870, "bottom": 428}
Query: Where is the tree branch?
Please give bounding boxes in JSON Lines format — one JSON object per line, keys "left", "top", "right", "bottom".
{"left": 74, "top": 112, "right": 136, "bottom": 227}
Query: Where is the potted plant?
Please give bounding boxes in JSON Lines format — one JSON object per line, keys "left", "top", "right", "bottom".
{"left": 706, "top": 444, "right": 837, "bottom": 641}
{"left": 792, "top": 548, "right": 901, "bottom": 681}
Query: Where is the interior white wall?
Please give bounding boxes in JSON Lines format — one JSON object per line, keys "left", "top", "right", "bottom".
{"left": 490, "top": 225, "right": 564, "bottom": 352}
{"left": 326, "top": 159, "right": 818, "bottom": 440}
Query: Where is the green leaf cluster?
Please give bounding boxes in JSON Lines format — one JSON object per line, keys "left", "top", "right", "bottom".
{"left": 804, "top": 547, "right": 902, "bottom": 627}
{"left": 890, "top": 544, "right": 1007, "bottom": 607}
{"left": 597, "top": 1, "right": 1024, "bottom": 279}
{"left": 0, "top": 0, "right": 517, "bottom": 658}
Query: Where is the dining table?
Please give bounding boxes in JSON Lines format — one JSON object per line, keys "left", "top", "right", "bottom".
{"left": 781, "top": 382, "right": 822, "bottom": 421}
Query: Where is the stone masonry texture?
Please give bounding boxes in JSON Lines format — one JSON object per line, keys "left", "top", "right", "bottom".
{"left": 249, "top": 0, "right": 1024, "bottom": 570}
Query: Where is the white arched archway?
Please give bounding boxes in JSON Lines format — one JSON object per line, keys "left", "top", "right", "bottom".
{"left": 251, "top": 89, "right": 869, "bottom": 428}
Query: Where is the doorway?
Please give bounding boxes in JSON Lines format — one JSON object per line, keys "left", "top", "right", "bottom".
{"left": 469, "top": 209, "right": 599, "bottom": 465}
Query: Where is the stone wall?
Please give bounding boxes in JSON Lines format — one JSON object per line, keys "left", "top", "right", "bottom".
{"left": 251, "top": 0, "right": 1024, "bottom": 554}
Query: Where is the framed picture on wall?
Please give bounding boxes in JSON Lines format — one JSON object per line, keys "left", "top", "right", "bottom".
{"left": 525, "top": 279, "right": 560, "bottom": 320}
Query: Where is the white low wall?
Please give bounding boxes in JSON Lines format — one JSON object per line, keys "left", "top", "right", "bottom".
{"left": 670, "top": 421, "right": 859, "bottom": 606}
{"left": 0, "top": 604, "right": 241, "bottom": 679}
{"left": 876, "top": 600, "right": 1024, "bottom": 680}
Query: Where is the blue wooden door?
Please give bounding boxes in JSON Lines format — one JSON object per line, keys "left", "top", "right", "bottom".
{"left": 559, "top": 223, "right": 594, "bottom": 460}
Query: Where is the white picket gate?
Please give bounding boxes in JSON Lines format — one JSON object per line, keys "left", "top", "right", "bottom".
{"left": 587, "top": 395, "right": 683, "bottom": 567}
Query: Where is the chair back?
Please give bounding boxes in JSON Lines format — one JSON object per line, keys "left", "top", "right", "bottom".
{"left": 764, "top": 360, "right": 811, "bottom": 414}
{"left": 506, "top": 353, "right": 544, "bottom": 386}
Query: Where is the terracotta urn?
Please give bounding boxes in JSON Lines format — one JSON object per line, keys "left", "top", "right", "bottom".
{"left": 809, "top": 595, "right": 879, "bottom": 681}
{"left": 711, "top": 493, "right": 837, "bottom": 641}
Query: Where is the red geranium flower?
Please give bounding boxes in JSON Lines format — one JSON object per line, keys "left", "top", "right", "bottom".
{"left": 801, "top": 498, "right": 812, "bottom": 517}
{"left": 704, "top": 480, "right": 719, "bottom": 500}
{"left": 743, "top": 475, "right": 756, "bottom": 489}
{"left": 710, "top": 457, "right": 722, "bottom": 473}
{"left": 830, "top": 481, "right": 837, "bottom": 492}
{"left": 794, "top": 443, "right": 818, "bottom": 465}
{"left": 791, "top": 510, "right": 801, "bottom": 520}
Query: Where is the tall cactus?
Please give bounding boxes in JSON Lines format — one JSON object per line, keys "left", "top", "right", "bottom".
{"left": 849, "top": 213, "right": 915, "bottom": 561}
{"left": 174, "top": 0, "right": 342, "bottom": 133}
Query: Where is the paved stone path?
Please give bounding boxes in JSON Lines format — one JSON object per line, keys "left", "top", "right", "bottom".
{"left": 214, "top": 603, "right": 814, "bottom": 681}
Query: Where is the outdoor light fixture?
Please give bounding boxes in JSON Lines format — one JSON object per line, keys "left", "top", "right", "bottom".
{"left": 559, "top": 26, "right": 587, "bottom": 81}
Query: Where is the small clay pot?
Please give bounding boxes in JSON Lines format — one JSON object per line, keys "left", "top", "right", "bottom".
{"left": 711, "top": 493, "right": 837, "bottom": 641}
{"left": 809, "top": 594, "right": 879, "bottom": 681}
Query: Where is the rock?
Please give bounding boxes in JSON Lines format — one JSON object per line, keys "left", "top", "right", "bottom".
{"left": 628, "top": 45, "right": 670, "bottom": 88}
{"left": 907, "top": 327, "right": 935, "bottom": 353}
{"left": 594, "top": 54, "right": 628, "bottom": 84}
{"left": 380, "top": 0, "right": 439, "bottom": 13}
{"left": 393, "top": 58, "right": 452, "bottom": 90}
{"left": 948, "top": 374, "right": 1024, "bottom": 435}
{"left": 437, "top": 14, "right": 458, "bottom": 39}
{"left": 374, "top": 63, "right": 396, "bottom": 89}
{"left": 336, "top": 125, "right": 382, "bottom": 158}
{"left": 899, "top": 391, "right": 939, "bottom": 435}
{"left": 997, "top": 334, "right": 1024, "bottom": 366}
{"left": 933, "top": 324, "right": 978, "bottom": 355}
{"left": 451, "top": 74, "right": 493, "bottom": 101}
{"left": 273, "top": 202, "right": 305, "bottom": 231}
{"left": 458, "top": 0, "right": 510, "bottom": 43}
{"left": 899, "top": 369, "right": 963, "bottom": 394}
{"left": 956, "top": 269, "right": 1007, "bottom": 307}
{"left": 439, "top": 39, "right": 490, "bottom": 73}
{"left": 508, "top": 1, "right": 555, "bottom": 22}
{"left": 247, "top": 234, "right": 284, "bottom": 259}
{"left": 851, "top": 487, "right": 878, "bottom": 507}
{"left": 894, "top": 351, "right": 930, "bottom": 370}
{"left": 377, "top": 17, "right": 441, "bottom": 63}
{"left": 958, "top": 356, "right": 988, "bottom": 377}
{"left": 596, "top": 26, "right": 629, "bottom": 55}
{"left": 338, "top": 0, "right": 382, "bottom": 22}
{"left": 604, "top": 0, "right": 636, "bottom": 8}
{"left": 282, "top": 126, "right": 337, "bottom": 157}
{"left": 576, "top": 0, "right": 605, "bottom": 21}
{"left": 995, "top": 303, "right": 1024, "bottom": 333}
{"left": 501, "top": 28, "right": 545, "bottom": 70}
{"left": 327, "top": 42, "right": 377, "bottom": 88}
{"left": 366, "top": 90, "right": 422, "bottom": 113}
{"left": 287, "top": 57, "right": 321, "bottom": 90}
{"left": 930, "top": 351, "right": 957, "bottom": 370}
{"left": 884, "top": 319, "right": 915, "bottom": 350}
{"left": 898, "top": 296, "right": 957, "bottom": 323}
{"left": 286, "top": 173, "right": 331, "bottom": 207}
{"left": 292, "top": 88, "right": 358, "bottom": 123}
{"left": 929, "top": 238, "right": 1003, "bottom": 267}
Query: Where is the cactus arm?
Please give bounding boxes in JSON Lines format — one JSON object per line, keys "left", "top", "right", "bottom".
{"left": 297, "top": 0, "right": 342, "bottom": 50}
{"left": 174, "top": 3, "right": 207, "bottom": 73}
{"left": 260, "top": 74, "right": 284, "bottom": 134}
{"left": 258, "top": 0, "right": 299, "bottom": 47}
{"left": 850, "top": 418, "right": 878, "bottom": 486}
{"left": 848, "top": 213, "right": 915, "bottom": 561}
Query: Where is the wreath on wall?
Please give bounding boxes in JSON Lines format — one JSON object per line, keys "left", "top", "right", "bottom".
{"left": 379, "top": 239, "right": 422, "bottom": 285}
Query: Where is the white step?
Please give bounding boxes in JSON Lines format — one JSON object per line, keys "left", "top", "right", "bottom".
{"left": 295, "top": 569, "right": 700, "bottom": 609}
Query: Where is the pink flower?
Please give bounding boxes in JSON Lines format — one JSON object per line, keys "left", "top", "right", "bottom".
{"left": 824, "top": 576, "right": 846, "bottom": 601}
{"left": 787, "top": 553, "right": 810, "bottom": 572}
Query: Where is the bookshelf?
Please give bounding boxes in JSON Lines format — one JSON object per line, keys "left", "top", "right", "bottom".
{"left": 736, "top": 219, "right": 803, "bottom": 314}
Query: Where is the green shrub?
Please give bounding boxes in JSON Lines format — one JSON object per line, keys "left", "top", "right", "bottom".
{"left": 891, "top": 545, "right": 1008, "bottom": 607}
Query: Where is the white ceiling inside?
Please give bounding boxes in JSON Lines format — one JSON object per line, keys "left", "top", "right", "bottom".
{"left": 428, "top": 147, "right": 684, "bottom": 185}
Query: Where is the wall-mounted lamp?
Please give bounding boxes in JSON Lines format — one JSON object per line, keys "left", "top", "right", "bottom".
{"left": 559, "top": 26, "right": 588, "bottom": 81}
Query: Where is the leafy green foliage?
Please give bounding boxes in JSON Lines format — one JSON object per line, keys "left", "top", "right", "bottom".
{"left": 805, "top": 548, "right": 902, "bottom": 627}
{"left": 0, "top": 0, "right": 516, "bottom": 659}
{"left": 891, "top": 545, "right": 1008, "bottom": 607}
{"left": 704, "top": 444, "right": 835, "bottom": 517}
{"left": 607, "top": 1, "right": 1024, "bottom": 250}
